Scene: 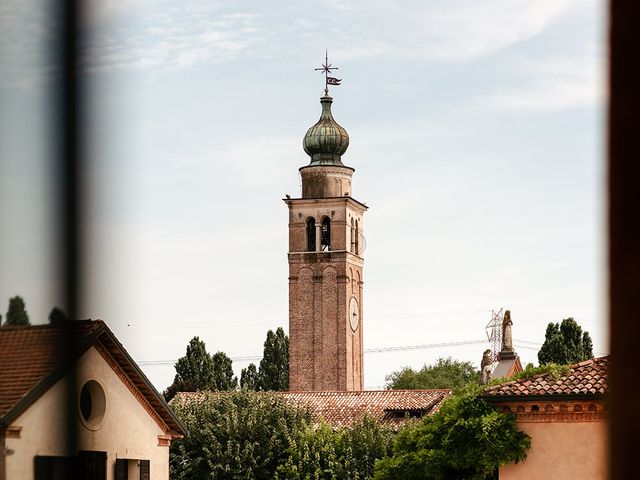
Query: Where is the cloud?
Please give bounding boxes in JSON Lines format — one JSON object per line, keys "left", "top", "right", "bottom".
{"left": 82, "top": 3, "right": 262, "bottom": 73}
{"left": 79, "top": 0, "right": 583, "bottom": 74}
{"left": 318, "top": 0, "right": 581, "bottom": 62}
{"left": 0, "top": 0, "right": 56, "bottom": 88}
{"left": 482, "top": 57, "right": 604, "bottom": 110}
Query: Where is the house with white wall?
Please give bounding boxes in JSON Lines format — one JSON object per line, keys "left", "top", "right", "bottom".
{"left": 0, "top": 320, "right": 186, "bottom": 480}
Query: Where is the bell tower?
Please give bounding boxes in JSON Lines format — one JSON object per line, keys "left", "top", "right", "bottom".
{"left": 285, "top": 65, "right": 367, "bottom": 391}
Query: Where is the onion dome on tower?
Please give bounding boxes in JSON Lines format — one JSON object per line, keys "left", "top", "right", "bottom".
{"left": 303, "top": 95, "right": 349, "bottom": 166}
{"left": 299, "top": 52, "right": 354, "bottom": 199}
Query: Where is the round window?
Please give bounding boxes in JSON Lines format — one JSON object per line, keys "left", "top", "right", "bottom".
{"left": 79, "top": 380, "right": 106, "bottom": 429}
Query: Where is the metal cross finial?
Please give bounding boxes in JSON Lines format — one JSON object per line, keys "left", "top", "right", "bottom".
{"left": 315, "top": 50, "right": 341, "bottom": 96}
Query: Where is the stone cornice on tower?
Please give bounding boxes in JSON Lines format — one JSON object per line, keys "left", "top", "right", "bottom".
{"left": 283, "top": 196, "right": 368, "bottom": 211}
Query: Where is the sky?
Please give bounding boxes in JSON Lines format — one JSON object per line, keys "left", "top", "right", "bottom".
{"left": 0, "top": 0, "right": 606, "bottom": 390}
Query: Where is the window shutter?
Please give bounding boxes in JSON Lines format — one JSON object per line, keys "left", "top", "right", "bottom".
{"left": 34, "top": 456, "right": 52, "bottom": 480}
{"left": 78, "top": 450, "right": 107, "bottom": 480}
{"left": 115, "top": 459, "right": 128, "bottom": 480}
{"left": 139, "top": 460, "right": 150, "bottom": 480}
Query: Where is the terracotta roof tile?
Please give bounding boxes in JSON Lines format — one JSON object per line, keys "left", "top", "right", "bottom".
{"left": 175, "top": 389, "right": 450, "bottom": 428}
{"left": 482, "top": 356, "right": 608, "bottom": 398}
{"left": 0, "top": 321, "right": 186, "bottom": 437}
{"left": 279, "top": 390, "right": 451, "bottom": 427}
{"left": 0, "top": 321, "right": 103, "bottom": 422}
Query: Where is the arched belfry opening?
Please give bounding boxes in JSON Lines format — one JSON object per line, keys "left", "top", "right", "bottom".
{"left": 350, "top": 217, "right": 355, "bottom": 253}
{"left": 307, "top": 217, "right": 316, "bottom": 251}
{"left": 355, "top": 219, "right": 359, "bottom": 255}
{"left": 321, "top": 217, "right": 331, "bottom": 251}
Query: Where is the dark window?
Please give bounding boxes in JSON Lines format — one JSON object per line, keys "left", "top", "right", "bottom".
{"left": 140, "top": 460, "right": 150, "bottom": 480}
{"left": 321, "top": 217, "right": 331, "bottom": 251}
{"left": 115, "top": 459, "right": 149, "bottom": 480}
{"left": 115, "top": 459, "right": 128, "bottom": 480}
{"left": 35, "top": 456, "right": 77, "bottom": 480}
{"left": 350, "top": 218, "right": 355, "bottom": 252}
{"left": 80, "top": 384, "right": 92, "bottom": 421}
{"left": 78, "top": 451, "right": 107, "bottom": 480}
{"left": 79, "top": 380, "right": 106, "bottom": 427}
{"left": 384, "top": 409, "right": 425, "bottom": 419}
{"left": 355, "top": 220, "right": 359, "bottom": 254}
{"left": 306, "top": 217, "right": 316, "bottom": 251}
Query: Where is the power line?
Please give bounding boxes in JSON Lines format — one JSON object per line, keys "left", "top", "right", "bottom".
{"left": 513, "top": 340, "right": 607, "bottom": 357}
{"left": 136, "top": 339, "right": 489, "bottom": 366}
{"left": 136, "top": 337, "right": 609, "bottom": 367}
{"left": 364, "top": 339, "right": 487, "bottom": 353}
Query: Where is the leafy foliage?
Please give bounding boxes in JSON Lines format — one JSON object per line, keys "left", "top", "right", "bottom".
{"left": 510, "top": 363, "right": 570, "bottom": 382}
{"left": 277, "top": 416, "right": 394, "bottom": 480}
{"left": 374, "top": 385, "right": 531, "bottom": 480}
{"left": 211, "top": 351, "right": 238, "bottom": 391}
{"left": 258, "top": 327, "right": 289, "bottom": 391}
{"left": 5, "top": 296, "right": 30, "bottom": 326}
{"left": 164, "top": 337, "right": 223, "bottom": 401}
{"left": 240, "top": 363, "right": 259, "bottom": 390}
{"left": 385, "top": 357, "right": 479, "bottom": 390}
{"left": 240, "top": 328, "right": 289, "bottom": 391}
{"left": 48, "top": 306, "right": 68, "bottom": 324}
{"left": 170, "top": 392, "right": 392, "bottom": 480}
{"left": 170, "top": 391, "right": 311, "bottom": 480}
{"left": 537, "top": 318, "right": 594, "bottom": 365}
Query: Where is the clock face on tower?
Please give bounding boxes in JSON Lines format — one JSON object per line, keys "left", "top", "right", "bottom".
{"left": 349, "top": 297, "right": 359, "bottom": 332}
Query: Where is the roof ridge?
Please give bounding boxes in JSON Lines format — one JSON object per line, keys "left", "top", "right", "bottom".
{"left": 0, "top": 319, "right": 101, "bottom": 331}
{"left": 0, "top": 323, "right": 53, "bottom": 331}
{"left": 572, "top": 358, "right": 596, "bottom": 368}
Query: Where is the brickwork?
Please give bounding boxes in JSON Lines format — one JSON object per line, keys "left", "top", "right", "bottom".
{"left": 300, "top": 165, "right": 354, "bottom": 198}
{"left": 285, "top": 194, "right": 367, "bottom": 391}
{"left": 495, "top": 399, "right": 606, "bottom": 423}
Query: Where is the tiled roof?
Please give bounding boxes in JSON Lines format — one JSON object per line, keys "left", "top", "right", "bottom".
{"left": 482, "top": 356, "right": 608, "bottom": 399}
{"left": 174, "top": 389, "right": 450, "bottom": 428}
{"left": 279, "top": 390, "right": 450, "bottom": 427}
{"left": 0, "top": 321, "right": 186, "bottom": 436}
{"left": 0, "top": 321, "right": 102, "bottom": 421}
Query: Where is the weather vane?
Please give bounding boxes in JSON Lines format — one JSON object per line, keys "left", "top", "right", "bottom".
{"left": 315, "top": 50, "right": 341, "bottom": 96}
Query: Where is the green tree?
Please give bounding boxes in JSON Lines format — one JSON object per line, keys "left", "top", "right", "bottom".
{"left": 278, "top": 415, "right": 394, "bottom": 480}
{"left": 385, "top": 357, "right": 478, "bottom": 390}
{"left": 240, "top": 363, "right": 259, "bottom": 390}
{"left": 257, "top": 327, "right": 289, "bottom": 391}
{"left": 5, "top": 296, "right": 30, "bottom": 326}
{"left": 170, "top": 391, "right": 312, "bottom": 480}
{"left": 48, "top": 306, "right": 68, "bottom": 324}
{"left": 582, "top": 331, "right": 594, "bottom": 359}
{"left": 537, "top": 318, "right": 594, "bottom": 365}
{"left": 211, "top": 351, "right": 238, "bottom": 391}
{"left": 163, "top": 337, "right": 216, "bottom": 401}
{"left": 374, "top": 386, "right": 530, "bottom": 480}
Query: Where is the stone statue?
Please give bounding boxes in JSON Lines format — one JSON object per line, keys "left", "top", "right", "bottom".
{"left": 480, "top": 349, "right": 493, "bottom": 385}
{"left": 502, "top": 310, "right": 513, "bottom": 352}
